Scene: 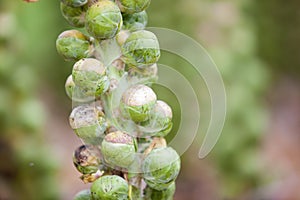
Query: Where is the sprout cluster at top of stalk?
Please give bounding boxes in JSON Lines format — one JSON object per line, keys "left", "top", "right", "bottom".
{"left": 56, "top": 0, "right": 181, "bottom": 199}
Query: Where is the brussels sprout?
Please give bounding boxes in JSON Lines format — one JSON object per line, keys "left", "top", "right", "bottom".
{"left": 65, "top": 75, "right": 76, "bottom": 99}
{"left": 127, "top": 63, "right": 158, "bottom": 84}
{"left": 121, "top": 84, "right": 156, "bottom": 122}
{"left": 56, "top": 30, "right": 92, "bottom": 61}
{"left": 122, "top": 11, "right": 148, "bottom": 31}
{"left": 69, "top": 104, "right": 107, "bottom": 144}
{"left": 60, "top": 2, "right": 87, "bottom": 28}
{"left": 72, "top": 58, "right": 110, "bottom": 96}
{"left": 116, "top": 30, "right": 131, "bottom": 46}
{"left": 101, "top": 131, "right": 136, "bottom": 169}
{"left": 61, "top": 0, "right": 88, "bottom": 7}
{"left": 116, "top": 0, "right": 151, "bottom": 14}
{"left": 147, "top": 100, "right": 173, "bottom": 137}
{"left": 74, "top": 189, "right": 91, "bottom": 200}
{"left": 85, "top": 0, "right": 122, "bottom": 40}
{"left": 91, "top": 175, "right": 129, "bottom": 200}
{"left": 73, "top": 145, "right": 102, "bottom": 175}
{"left": 65, "top": 75, "right": 100, "bottom": 102}
{"left": 145, "top": 182, "right": 175, "bottom": 200}
{"left": 142, "top": 147, "right": 180, "bottom": 191}
{"left": 121, "top": 30, "right": 160, "bottom": 68}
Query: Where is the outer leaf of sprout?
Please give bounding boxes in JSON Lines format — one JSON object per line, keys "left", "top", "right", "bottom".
{"left": 142, "top": 147, "right": 180, "bottom": 191}
{"left": 72, "top": 58, "right": 110, "bottom": 96}
{"left": 101, "top": 131, "right": 136, "bottom": 169}
{"left": 121, "top": 30, "right": 160, "bottom": 68}
{"left": 60, "top": 2, "right": 87, "bottom": 27}
{"left": 149, "top": 100, "right": 173, "bottom": 137}
{"left": 144, "top": 182, "right": 175, "bottom": 200}
{"left": 74, "top": 189, "right": 91, "bottom": 200}
{"left": 127, "top": 63, "right": 158, "bottom": 85}
{"left": 85, "top": 0, "right": 123, "bottom": 40}
{"left": 56, "top": 30, "right": 92, "bottom": 61}
{"left": 73, "top": 145, "right": 102, "bottom": 175}
{"left": 122, "top": 11, "right": 148, "bottom": 31}
{"left": 91, "top": 175, "right": 129, "bottom": 200}
{"left": 121, "top": 84, "right": 157, "bottom": 123}
{"left": 69, "top": 105, "right": 107, "bottom": 145}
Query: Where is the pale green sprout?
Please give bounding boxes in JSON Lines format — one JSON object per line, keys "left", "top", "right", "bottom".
{"left": 85, "top": 0, "right": 123, "bottom": 40}
{"left": 56, "top": 30, "right": 92, "bottom": 61}
{"left": 72, "top": 58, "right": 110, "bottom": 97}
{"left": 101, "top": 131, "right": 136, "bottom": 169}
{"left": 121, "top": 30, "right": 160, "bottom": 68}
{"left": 142, "top": 147, "right": 181, "bottom": 191}
{"left": 91, "top": 175, "right": 129, "bottom": 200}
{"left": 60, "top": 2, "right": 87, "bottom": 27}
{"left": 69, "top": 104, "right": 107, "bottom": 145}
{"left": 121, "top": 84, "right": 157, "bottom": 123}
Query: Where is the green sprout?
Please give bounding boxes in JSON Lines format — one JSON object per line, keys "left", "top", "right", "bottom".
{"left": 91, "top": 175, "right": 129, "bottom": 200}
{"left": 56, "top": 30, "right": 92, "bottom": 61}
{"left": 85, "top": 0, "right": 123, "bottom": 40}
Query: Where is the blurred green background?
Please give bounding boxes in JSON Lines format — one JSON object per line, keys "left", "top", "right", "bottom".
{"left": 1, "top": 0, "right": 300, "bottom": 199}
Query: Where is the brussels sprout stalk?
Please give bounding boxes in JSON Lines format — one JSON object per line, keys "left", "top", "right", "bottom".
{"left": 56, "top": 0, "right": 181, "bottom": 199}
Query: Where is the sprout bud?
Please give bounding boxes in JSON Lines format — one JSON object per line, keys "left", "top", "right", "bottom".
{"left": 116, "top": 0, "right": 151, "bottom": 14}
{"left": 85, "top": 0, "right": 122, "bottom": 40}
{"left": 142, "top": 147, "right": 180, "bottom": 191}
{"left": 145, "top": 182, "right": 176, "bottom": 200}
{"left": 101, "top": 131, "right": 136, "bottom": 169}
{"left": 56, "top": 30, "right": 92, "bottom": 61}
{"left": 65, "top": 75, "right": 96, "bottom": 102}
{"left": 65, "top": 75, "right": 76, "bottom": 99}
{"left": 121, "top": 30, "right": 160, "bottom": 68}
{"left": 116, "top": 30, "right": 131, "bottom": 46}
{"left": 69, "top": 104, "right": 107, "bottom": 144}
{"left": 73, "top": 189, "right": 91, "bottom": 200}
{"left": 91, "top": 175, "right": 129, "bottom": 200}
{"left": 122, "top": 11, "right": 148, "bottom": 31}
{"left": 127, "top": 63, "right": 158, "bottom": 84}
{"left": 72, "top": 58, "right": 110, "bottom": 96}
{"left": 148, "top": 100, "right": 173, "bottom": 137}
{"left": 121, "top": 84, "right": 156, "bottom": 122}
{"left": 60, "top": 2, "right": 87, "bottom": 28}
{"left": 73, "top": 145, "right": 102, "bottom": 175}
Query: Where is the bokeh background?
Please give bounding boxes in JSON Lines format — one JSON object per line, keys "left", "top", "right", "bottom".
{"left": 1, "top": 0, "right": 300, "bottom": 199}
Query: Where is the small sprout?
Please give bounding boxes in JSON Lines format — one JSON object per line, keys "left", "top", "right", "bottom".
{"left": 116, "top": 30, "right": 131, "bottom": 46}
{"left": 121, "top": 30, "right": 160, "bottom": 68}
{"left": 101, "top": 131, "right": 136, "bottom": 169}
{"left": 116, "top": 0, "right": 151, "bottom": 14}
{"left": 73, "top": 145, "right": 102, "bottom": 175}
{"left": 69, "top": 104, "right": 107, "bottom": 145}
{"left": 56, "top": 30, "right": 93, "bottom": 61}
{"left": 127, "top": 63, "right": 158, "bottom": 84}
{"left": 147, "top": 100, "right": 173, "bottom": 137}
{"left": 122, "top": 11, "right": 148, "bottom": 32}
{"left": 65, "top": 75, "right": 95, "bottom": 102}
{"left": 65, "top": 75, "right": 75, "bottom": 99}
{"left": 60, "top": 2, "right": 87, "bottom": 28}
{"left": 85, "top": 0, "right": 123, "bottom": 40}
{"left": 73, "top": 189, "right": 91, "bottom": 200}
{"left": 121, "top": 84, "right": 157, "bottom": 123}
{"left": 145, "top": 182, "right": 176, "bottom": 200}
{"left": 142, "top": 147, "right": 180, "bottom": 191}
{"left": 61, "top": 0, "right": 88, "bottom": 7}
{"left": 91, "top": 175, "right": 129, "bottom": 200}
{"left": 72, "top": 58, "right": 110, "bottom": 96}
